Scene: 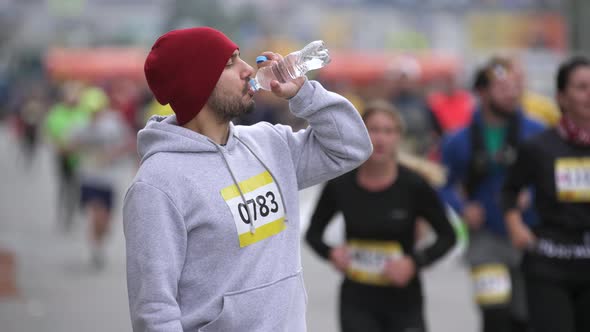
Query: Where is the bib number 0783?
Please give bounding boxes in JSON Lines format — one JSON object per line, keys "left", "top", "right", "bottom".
{"left": 237, "top": 191, "right": 279, "bottom": 224}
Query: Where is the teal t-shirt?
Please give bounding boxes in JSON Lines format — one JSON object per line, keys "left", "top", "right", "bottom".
{"left": 483, "top": 124, "right": 507, "bottom": 172}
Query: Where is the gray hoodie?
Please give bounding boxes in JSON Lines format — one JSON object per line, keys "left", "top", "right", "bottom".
{"left": 123, "top": 80, "right": 372, "bottom": 331}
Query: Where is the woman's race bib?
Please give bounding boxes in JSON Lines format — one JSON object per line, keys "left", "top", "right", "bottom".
{"left": 346, "top": 239, "right": 403, "bottom": 286}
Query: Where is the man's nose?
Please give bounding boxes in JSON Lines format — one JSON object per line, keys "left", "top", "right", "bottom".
{"left": 242, "top": 61, "right": 255, "bottom": 79}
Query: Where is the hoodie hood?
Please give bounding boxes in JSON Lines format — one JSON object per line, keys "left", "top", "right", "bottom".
{"left": 137, "top": 115, "right": 239, "bottom": 164}
{"left": 137, "top": 114, "right": 283, "bottom": 234}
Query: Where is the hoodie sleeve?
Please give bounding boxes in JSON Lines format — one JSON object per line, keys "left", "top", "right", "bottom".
{"left": 270, "top": 80, "right": 372, "bottom": 190}
{"left": 123, "top": 181, "right": 187, "bottom": 332}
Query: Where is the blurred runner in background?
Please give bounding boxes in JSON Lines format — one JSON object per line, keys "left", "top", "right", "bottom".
{"left": 68, "top": 86, "right": 133, "bottom": 269}
{"left": 306, "top": 100, "right": 455, "bottom": 332}
{"left": 440, "top": 57, "right": 544, "bottom": 332}
{"left": 44, "top": 81, "right": 88, "bottom": 232}
{"left": 503, "top": 56, "right": 590, "bottom": 332}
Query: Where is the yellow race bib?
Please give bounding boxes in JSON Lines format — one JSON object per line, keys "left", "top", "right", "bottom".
{"left": 346, "top": 239, "right": 403, "bottom": 286}
{"left": 471, "top": 264, "right": 511, "bottom": 305}
{"left": 555, "top": 158, "right": 590, "bottom": 202}
{"left": 221, "top": 171, "right": 286, "bottom": 248}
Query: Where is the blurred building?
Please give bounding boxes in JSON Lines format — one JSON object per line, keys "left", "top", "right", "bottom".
{"left": 0, "top": 0, "right": 586, "bottom": 102}
{"left": 0, "top": 0, "right": 171, "bottom": 50}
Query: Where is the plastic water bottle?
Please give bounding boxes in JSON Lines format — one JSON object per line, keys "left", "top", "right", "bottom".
{"left": 249, "top": 40, "right": 331, "bottom": 92}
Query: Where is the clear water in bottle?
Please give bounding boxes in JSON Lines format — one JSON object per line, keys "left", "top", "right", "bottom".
{"left": 249, "top": 40, "right": 331, "bottom": 92}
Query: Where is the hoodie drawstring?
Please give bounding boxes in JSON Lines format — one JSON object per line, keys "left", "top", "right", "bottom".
{"left": 235, "top": 136, "right": 289, "bottom": 224}
{"left": 214, "top": 144, "right": 256, "bottom": 234}
{"left": 213, "top": 135, "right": 290, "bottom": 235}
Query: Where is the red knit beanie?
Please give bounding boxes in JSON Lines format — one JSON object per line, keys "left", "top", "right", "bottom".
{"left": 144, "top": 27, "right": 238, "bottom": 125}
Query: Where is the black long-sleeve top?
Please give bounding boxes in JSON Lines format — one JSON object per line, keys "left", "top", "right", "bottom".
{"left": 502, "top": 129, "right": 590, "bottom": 279}
{"left": 306, "top": 165, "right": 456, "bottom": 277}
{"left": 503, "top": 129, "right": 590, "bottom": 231}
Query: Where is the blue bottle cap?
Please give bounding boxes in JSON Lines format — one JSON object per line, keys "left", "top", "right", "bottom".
{"left": 249, "top": 78, "right": 260, "bottom": 92}
{"left": 256, "top": 55, "right": 268, "bottom": 64}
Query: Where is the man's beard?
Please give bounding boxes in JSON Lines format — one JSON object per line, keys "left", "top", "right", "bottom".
{"left": 207, "top": 84, "right": 255, "bottom": 122}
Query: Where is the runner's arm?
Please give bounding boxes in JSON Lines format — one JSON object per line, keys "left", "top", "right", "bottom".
{"left": 305, "top": 182, "right": 339, "bottom": 260}
{"left": 413, "top": 178, "right": 456, "bottom": 268}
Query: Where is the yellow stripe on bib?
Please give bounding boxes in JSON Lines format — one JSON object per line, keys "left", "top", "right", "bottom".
{"left": 221, "top": 171, "right": 274, "bottom": 201}
{"left": 238, "top": 217, "right": 286, "bottom": 247}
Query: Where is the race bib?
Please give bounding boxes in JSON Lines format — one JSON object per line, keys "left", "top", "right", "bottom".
{"left": 346, "top": 239, "right": 403, "bottom": 286}
{"left": 471, "top": 264, "right": 511, "bottom": 305}
{"left": 555, "top": 158, "right": 590, "bottom": 202}
{"left": 220, "top": 171, "right": 286, "bottom": 248}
